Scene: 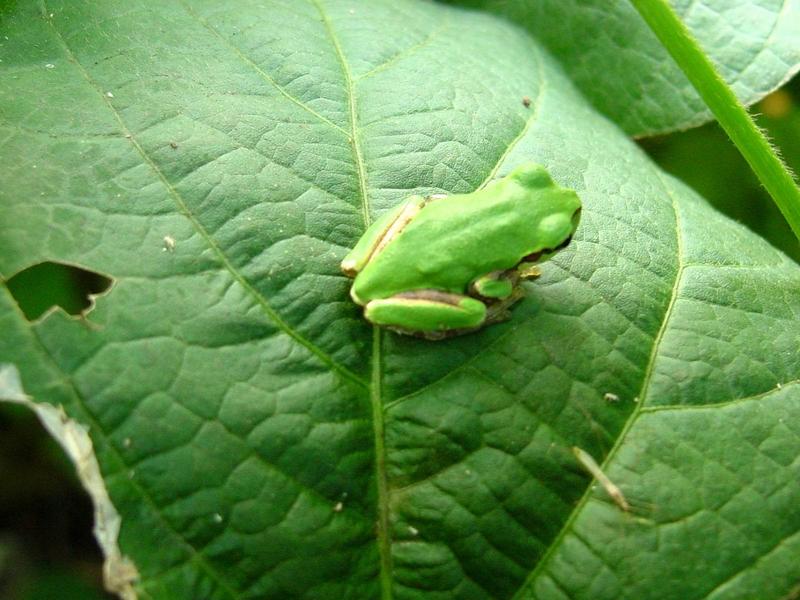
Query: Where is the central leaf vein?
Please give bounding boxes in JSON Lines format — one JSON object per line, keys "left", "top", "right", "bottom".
{"left": 309, "top": 1, "right": 392, "bottom": 598}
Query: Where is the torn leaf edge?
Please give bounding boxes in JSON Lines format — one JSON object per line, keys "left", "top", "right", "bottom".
{"left": 0, "top": 363, "right": 139, "bottom": 599}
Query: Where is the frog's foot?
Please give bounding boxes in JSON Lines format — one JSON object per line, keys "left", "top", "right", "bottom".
{"left": 483, "top": 286, "right": 526, "bottom": 325}
{"left": 471, "top": 266, "right": 540, "bottom": 300}
{"left": 517, "top": 264, "right": 542, "bottom": 280}
{"left": 470, "top": 271, "right": 515, "bottom": 299}
{"left": 364, "top": 290, "right": 487, "bottom": 339}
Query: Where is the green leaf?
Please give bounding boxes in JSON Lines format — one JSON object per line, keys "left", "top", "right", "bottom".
{"left": 1, "top": 2, "right": 799, "bottom": 599}
{"left": 643, "top": 94, "right": 800, "bottom": 263}
{"left": 443, "top": 0, "right": 800, "bottom": 136}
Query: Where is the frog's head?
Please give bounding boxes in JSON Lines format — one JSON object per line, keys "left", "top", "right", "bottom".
{"left": 522, "top": 204, "right": 581, "bottom": 265}
{"left": 505, "top": 162, "right": 581, "bottom": 252}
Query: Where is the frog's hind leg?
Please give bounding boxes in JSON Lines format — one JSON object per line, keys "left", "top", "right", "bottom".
{"left": 364, "top": 290, "right": 486, "bottom": 338}
{"left": 341, "top": 195, "right": 427, "bottom": 276}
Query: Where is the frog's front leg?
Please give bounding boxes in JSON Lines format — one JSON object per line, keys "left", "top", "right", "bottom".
{"left": 364, "top": 291, "right": 487, "bottom": 338}
{"left": 469, "top": 269, "right": 537, "bottom": 325}
{"left": 469, "top": 266, "right": 540, "bottom": 300}
{"left": 471, "top": 272, "right": 515, "bottom": 299}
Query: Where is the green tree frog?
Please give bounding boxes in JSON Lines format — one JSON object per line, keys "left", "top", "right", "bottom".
{"left": 341, "top": 163, "right": 581, "bottom": 339}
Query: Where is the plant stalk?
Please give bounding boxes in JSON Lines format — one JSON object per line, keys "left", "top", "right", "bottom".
{"left": 629, "top": 0, "right": 800, "bottom": 245}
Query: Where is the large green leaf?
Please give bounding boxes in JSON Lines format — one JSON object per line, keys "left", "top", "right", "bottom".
{"left": 1, "top": 1, "right": 799, "bottom": 599}
{"left": 445, "top": 0, "right": 800, "bottom": 136}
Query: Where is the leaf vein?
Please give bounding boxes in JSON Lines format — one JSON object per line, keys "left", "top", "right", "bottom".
{"left": 309, "top": 2, "right": 392, "bottom": 598}
{"left": 178, "top": 0, "right": 350, "bottom": 137}
{"left": 355, "top": 18, "right": 451, "bottom": 82}
{"left": 41, "top": 4, "right": 366, "bottom": 390}
{"left": 479, "top": 42, "right": 547, "bottom": 188}
{"left": 9, "top": 279, "right": 243, "bottom": 600}
{"left": 509, "top": 170, "right": 687, "bottom": 599}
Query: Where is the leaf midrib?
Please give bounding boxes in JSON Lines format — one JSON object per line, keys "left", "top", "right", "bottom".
{"left": 308, "top": 1, "right": 393, "bottom": 598}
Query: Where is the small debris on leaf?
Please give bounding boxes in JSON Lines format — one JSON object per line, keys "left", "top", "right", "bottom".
{"left": 573, "top": 446, "right": 629, "bottom": 512}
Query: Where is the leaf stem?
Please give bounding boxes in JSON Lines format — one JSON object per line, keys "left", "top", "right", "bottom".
{"left": 629, "top": 0, "right": 800, "bottom": 245}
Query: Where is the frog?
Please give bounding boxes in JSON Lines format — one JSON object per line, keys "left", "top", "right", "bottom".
{"left": 340, "top": 162, "right": 581, "bottom": 339}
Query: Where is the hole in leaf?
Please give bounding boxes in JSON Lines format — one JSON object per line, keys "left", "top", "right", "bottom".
{"left": 6, "top": 262, "right": 112, "bottom": 321}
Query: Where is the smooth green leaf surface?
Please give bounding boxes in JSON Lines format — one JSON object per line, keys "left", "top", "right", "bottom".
{"left": 445, "top": 0, "right": 800, "bottom": 136}
{"left": 1, "top": 2, "right": 799, "bottom": 599}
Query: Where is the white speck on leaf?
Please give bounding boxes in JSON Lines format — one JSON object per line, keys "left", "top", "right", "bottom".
{"left": 408, "top": 526, "right": 419, "bottom": 536}
{"left": 163, "top": 236, "right": 176, "bottom": 252}
{"left": 105, "top": 91, "right": 114, "bottom": 98}
{"left": 333, "top": 502, "right": 344, "bottom": 512}
{"left": 45, "top": 63, "right": 55, "bottom": 69}
{"left": 603, "top": 392, "right": 620, "bottom": 403}
{"left": 213, "top": 513, "right": 223, "bottom": 523}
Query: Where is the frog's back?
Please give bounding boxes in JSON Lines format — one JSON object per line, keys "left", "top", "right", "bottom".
{"left": 354, "top": 164, "right": 580, "bottom": 301}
